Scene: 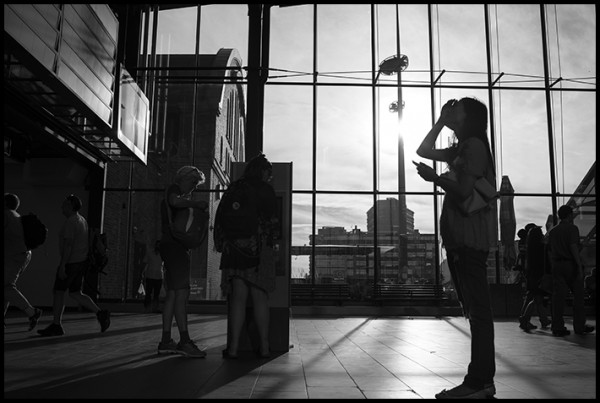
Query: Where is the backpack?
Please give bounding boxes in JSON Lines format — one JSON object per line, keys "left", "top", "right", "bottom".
{"left": 164, "top": 190, "right": 209, "bottom": 250}
{"left": 214, "top": 178, "right": 259, "bottom": 252}
{"left": 88, "top": 228, "right": 108, "bottom": 275}
{"left": 20, "top": 213, "right": 48, "bottom": 250}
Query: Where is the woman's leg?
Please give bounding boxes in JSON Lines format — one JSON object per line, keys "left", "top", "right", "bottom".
{"left": 447, "top": 250, "right": 468, "bottom": 318}
{"left": 162, "top": 289, "right": 175, "bottom": 337}
{"left": 144, "top": 279, "right": 152, "bottom": 309}
{"left": 152, "top": 279, "right": 162, "bottom": 312}
{"left": 250, "top": 285, "right": 270, "bottom": 355}
{"left": 227, "top": 277, "right": 249, "bottom": 355}
{"left": 519, "top": 289, "right": 534, "bottom": 317}
{"left": 173, "top": 288, "right": 190, "bottom": 337}
{"left": 457, "top": 247, "right": 495, "bottom": 389}
{"left": 533, "top": 291, "right": 551, "bottom": 326}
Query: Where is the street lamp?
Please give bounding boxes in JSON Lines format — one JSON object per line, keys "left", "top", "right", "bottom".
{"left": 376, "top": 54, "right": 409, "bottom": 81}
{"left": 376, "top": 53, "right": 410, "bottom": 288}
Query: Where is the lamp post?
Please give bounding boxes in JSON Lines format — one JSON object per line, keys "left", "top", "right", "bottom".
{"left": 377, "top": 47, "right": 409, "bottom": 288}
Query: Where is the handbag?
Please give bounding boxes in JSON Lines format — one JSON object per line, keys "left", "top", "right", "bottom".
{"left": 441, "top": 171, "right": 499, "bottom": 216}
{"left": 137, "top": 281, "right": 145, "bottom": 297}
{"left": 164, "top": 189, "right": 209, "bottom": 249}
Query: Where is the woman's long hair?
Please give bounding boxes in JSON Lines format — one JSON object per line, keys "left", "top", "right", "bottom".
{"left": 457, "top": 97, "right": 495, "bottom": 175}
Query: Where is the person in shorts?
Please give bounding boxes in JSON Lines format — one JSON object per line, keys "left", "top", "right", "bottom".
{"left": 4, "top": 193, "right": 43, "bottom": 331}
{"left": 157, "top": 166, "right": 208, "bottom": 358}
{"left": 37, "top": 194, "right": 110, "bottom": 336}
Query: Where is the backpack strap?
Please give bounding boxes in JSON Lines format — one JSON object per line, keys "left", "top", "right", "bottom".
{"left": 164, "top": 187, "right": 178, "bottom": 239}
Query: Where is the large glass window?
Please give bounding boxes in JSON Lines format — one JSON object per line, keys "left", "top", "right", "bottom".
{"left": 106, "top": 4, "right": 595, "bottom": 307}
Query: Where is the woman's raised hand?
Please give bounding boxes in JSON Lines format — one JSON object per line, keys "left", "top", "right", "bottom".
{"left": 439, "top": 99, "right": 457, "bottom": 125}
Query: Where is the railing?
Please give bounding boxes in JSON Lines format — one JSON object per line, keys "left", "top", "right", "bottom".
{"left": 290, "top": 283, "right": 350, "bottom": 306}
{"left": 373, "top": 284, "right": 448, "bottom": 305}
{"left": 290, "top": 283, "right": 451, "bottom": 306}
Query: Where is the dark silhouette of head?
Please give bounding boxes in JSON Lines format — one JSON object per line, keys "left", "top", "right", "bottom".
{"left": 243, "top": 153, "right": 272, "bottom": 181}
{"left": 66, "top": 194, "right": 82, "bottom": 212}
{"left": 557, "top": 205, "right": 573, "bottom": 220}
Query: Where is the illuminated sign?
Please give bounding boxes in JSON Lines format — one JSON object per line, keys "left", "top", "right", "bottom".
{"left": 116, "top": 66, "right": 150, "bottom": 164}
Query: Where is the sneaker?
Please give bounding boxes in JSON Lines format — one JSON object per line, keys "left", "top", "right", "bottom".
{"left": 518, "top": 317, "right": 537, "bottom": 332}
{"left": 435, "top": 383, "right": 496, "bottom": 399}
{"left": 96, "top": 310, "right": 111, "bottom": 333}
{"left": 575, "top": 325, "right": 595, "bottom": 335}
{"left": 552, "top": 328, "right": 570, "bottom": 337}
{"left": 157, "top": 339, "right": 178, "bottom": 355}
{"left": 28, "top": 308, "right": 43, "bottom": 331}
{"left": 176, "top": 340, "right": 207, "bottom": 358}
{"left": 37, "top": 323, "right": 65, "bottom": 337}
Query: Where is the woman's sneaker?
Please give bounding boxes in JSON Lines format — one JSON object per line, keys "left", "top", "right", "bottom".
{"left": 28, "top": 308, "right": 43, "bottom": 331}
{"left": 37, "top": 323, "right": 65, "bottom": 337}
{"left": 157, "top": 339, "right": 178, "bottom": 355}
{"left": 435, "top": 383, "right": 496, "bottom": 399}
{"left": 176, "top": 340, "right": 207, "bottom": 358}
{"left": 96, "top": 310, "right": 111, "bottom": 333}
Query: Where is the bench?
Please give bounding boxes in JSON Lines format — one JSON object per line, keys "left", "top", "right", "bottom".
{"left": 373, "top": 284, "right": 448, "bottom": 304}
{"left": 291, "top": 283, "right": 350, "bottom": 306}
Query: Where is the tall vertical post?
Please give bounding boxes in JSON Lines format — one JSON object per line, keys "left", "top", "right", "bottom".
{"left": 245, "top": 4, "right": 268, "bottom": 160}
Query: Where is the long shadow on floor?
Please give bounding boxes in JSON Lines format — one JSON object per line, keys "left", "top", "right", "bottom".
{"left": 3, "top": 346, "right": 278, "bottom": 399}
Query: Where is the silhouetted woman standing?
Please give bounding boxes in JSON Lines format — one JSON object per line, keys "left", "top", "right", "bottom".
{"left": 416, "top": 97, "right": 497, "bottom": 399}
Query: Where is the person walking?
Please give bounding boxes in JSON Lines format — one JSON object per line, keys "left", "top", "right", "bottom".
{"left": 157, "top": 166, "right": 208, "bottom": 358}
{"left": 518, "top": 224, "right": 551, "bottom": 332}
{"left": 216, "top": 153, "right": 278, "bottom": 359}
{"left": 143, "top": 240, "right": 164, "bottom": 313}
{"left": 547, "top": 205, "right": 594, "bottom": 337}
{"left": 4, "top": 193, "right": 43, "bottom": 331}
{"left": 37, "top": 194, "right": 110, "bottom": 336}
{"left": 416, "top": 97, "right": 497, "bottom": 399}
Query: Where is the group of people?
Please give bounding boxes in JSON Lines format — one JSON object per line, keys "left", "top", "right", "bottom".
{"left": 156, "top": 154, "right": 278, "bottom": 359}
{"left": 516, "top": 207, "right": 594, "bottom": 337}
{"left": 4, "top": 193, "right": 111, "bottom": 336}
{"left": 5, "top": 98, "right": 594, "bottom": 400}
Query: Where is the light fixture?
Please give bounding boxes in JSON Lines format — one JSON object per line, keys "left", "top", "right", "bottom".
{"left": 378, "top": 54, "right": 409, "bottom": 76}
{"left": 388, "top": 101, "right": 405, "bottom": 113}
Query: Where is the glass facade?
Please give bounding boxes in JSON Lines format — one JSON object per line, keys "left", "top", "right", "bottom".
{"left": 111, "top": 4, "right": 595, "bottom": 305}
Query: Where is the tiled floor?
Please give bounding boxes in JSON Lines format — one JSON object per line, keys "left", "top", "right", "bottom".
{"left": 4, "top": 308, "right": 596, "bottom": 399}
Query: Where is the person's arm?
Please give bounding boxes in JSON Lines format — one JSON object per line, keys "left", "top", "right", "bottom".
{"left": 416, "top": 99, "right": 456, "bottom": 162}
{"left": 569, "top": 242, "right": 583, "bottom": 275}
{"left": 167, "top": 188, "right": 207, "bottom": 210}
{"left": 417, "top": 139, "right": 483, "bottom": 202}
{"left": 58, "top": 237, "right": 73, "bottom": 279}
{"left": 569, "top": 226, "right": 583, "bottom": 274}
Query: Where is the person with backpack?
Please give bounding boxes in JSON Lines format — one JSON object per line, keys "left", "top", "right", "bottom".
{"left": 37, "top": 194, "right": 111, "bottom": 336}
{"left": 157, "top": 166, "right": 208, "bottom": 358}
{"left": 215, "top": 153, "right": 279, "bottom": 359}
{"left": 4, "top": 193, "right": 43, "bottom": 331}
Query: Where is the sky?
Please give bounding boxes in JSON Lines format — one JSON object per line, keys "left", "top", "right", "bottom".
{"left": 150, "top": 4, "right": 595, "bottom": 278}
